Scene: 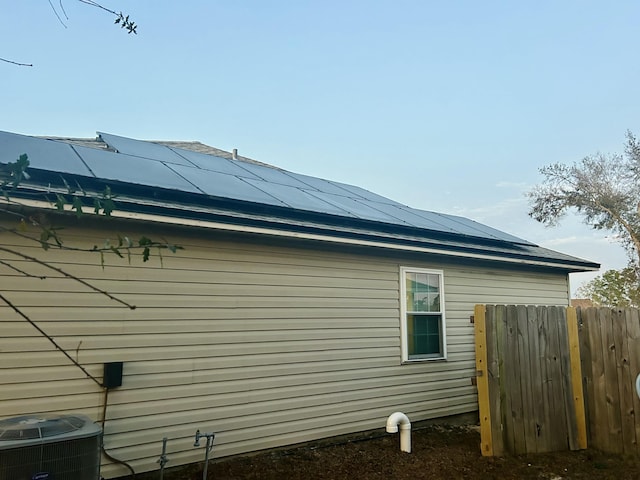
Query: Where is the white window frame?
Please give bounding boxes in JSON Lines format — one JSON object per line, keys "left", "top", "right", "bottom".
{"left": 399, "top": 266, "right": 447, "bottom": 363}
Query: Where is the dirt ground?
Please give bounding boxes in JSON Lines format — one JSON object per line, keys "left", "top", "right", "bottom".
{"left": 130, "top": 424, "right": 640, "bottom": 480}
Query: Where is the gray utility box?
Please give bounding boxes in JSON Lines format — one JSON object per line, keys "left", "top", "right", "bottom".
{"left": 0, "top": 413, "right": 102, "bottom": 480}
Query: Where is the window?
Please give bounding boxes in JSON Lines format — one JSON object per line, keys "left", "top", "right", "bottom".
{"left": 400, "top": 267, "right": 446, "bottom": 362}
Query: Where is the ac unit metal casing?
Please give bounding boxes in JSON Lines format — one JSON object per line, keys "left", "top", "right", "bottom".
{"left": 0, "top": 413, "right": 102, "bottom": 480}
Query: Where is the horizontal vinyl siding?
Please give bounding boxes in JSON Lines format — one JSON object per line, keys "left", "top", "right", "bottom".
{"left": 0, "top": 222, "right": 569, "bottom": 478}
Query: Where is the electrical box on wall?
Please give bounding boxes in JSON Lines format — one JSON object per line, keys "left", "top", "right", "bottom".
{"left": 103, "top": 362, "right": 123, "bottom": 389}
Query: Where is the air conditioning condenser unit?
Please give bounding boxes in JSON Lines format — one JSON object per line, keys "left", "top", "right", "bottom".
{"left": 0, "top": 413, "right": 102, "bottom": 480}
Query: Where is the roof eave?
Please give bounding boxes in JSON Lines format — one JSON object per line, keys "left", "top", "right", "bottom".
{"left": 1, "top": 194, "right": 600, "bottom": 274}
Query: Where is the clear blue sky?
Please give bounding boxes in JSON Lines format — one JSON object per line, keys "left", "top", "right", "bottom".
{"left": 3, "top": 1, "right": 638, "bottom": 293}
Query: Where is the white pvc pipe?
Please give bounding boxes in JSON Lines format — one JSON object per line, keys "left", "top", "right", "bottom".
{"left": 386, "top": 412, "right": 411, "bottom": 453}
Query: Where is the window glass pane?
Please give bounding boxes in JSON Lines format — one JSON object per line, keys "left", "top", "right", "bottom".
{"left": 405, "top": 272, "right": 440, "bottom": 312}
{"left": 407, "top": 314, "right": 441, "bottom": 358}
{"left": 427, "top": 274, "right": 440, "bottom": 312}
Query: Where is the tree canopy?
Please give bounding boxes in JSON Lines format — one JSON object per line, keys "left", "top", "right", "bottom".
{"left": 528, "top": 131, "right": 640, "bottom": 264}
{"left": 576, "top": 267, "right": 640, "bottom": 307}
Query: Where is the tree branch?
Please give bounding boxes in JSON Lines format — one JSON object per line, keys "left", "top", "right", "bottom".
{"left": 0, "top": 245, "right": 136, "bottom": 309}
{"left": 589, "top": 198, "right": 640, "bottom": 263}
{"left": 0, "top": 57, "right": 33, "bottom": 67}
{"left": 47, "top": 0, "right": 68, "bottom": 28}
{"left": 76, "top": 0, "right": 116, "bottom": 15}
{"left": 0, "top": 259, "right": 46, "bottom": 279}
{"left": 3, "top": 1, "right": 137, "bottom": 68}
{"left": 76, "top": 0, "right": 137, "bottom": 33}
{"left": 0, "top": 291, "right": 103, "bottom": 387}
{"left": 529, "top": 138, "right": 640, "bottom": 264}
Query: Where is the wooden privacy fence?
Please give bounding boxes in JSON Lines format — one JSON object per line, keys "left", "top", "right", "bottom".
{"left": 579, "top": 307, "right": 640, "bottom": 455}
{"left": 475, "top": 305, "right": 640, "bottom": 457}
{"left": 474, "top": 305, "right": 586, "bottom": 456}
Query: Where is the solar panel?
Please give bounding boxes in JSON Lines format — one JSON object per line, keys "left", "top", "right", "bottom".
{"left": 368, "top": 203, "right": 460, "bottom": 233}
{"left": 169, "top": 164, "right": 288, "bottom": 206}
{"left": 0, "top": 131, "right": 93, "bottom": 177}
{"left": 98, "top": 132, "right": 197, "bottom": 167}
{"left": 323, "top": 181, "right": 404, "bottom": 206}
{"left": 166, "top": 147, "right": 263, "bottom": 179}
{"left": 233, "top": 161, "right": 317, "bottom": 189}
{"left": 308, "top": 190, "right": 410, "bottom": 224}
{"left": 242, "top": 178, "right": 353, "bottom": 216}
{"left": 287, "top": 172, "right": 363, "bottom": 197}
{"left": 430, "top": 211, "right": 533, "bottom": 245}
{"left": 73, "top": 145, "right": 202, "bottom": 193}
{"left": 0, "top": 130, "right": 537, "bottom": 246}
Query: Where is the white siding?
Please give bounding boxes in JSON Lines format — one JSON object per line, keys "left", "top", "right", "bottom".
{"left": 0, "top": 220, "right": 569, "bottom": 477}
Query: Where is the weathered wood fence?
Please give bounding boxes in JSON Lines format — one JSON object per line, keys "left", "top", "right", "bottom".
{"left": 579, "top": 307, "right": 640, "bottom": 455}
{"left": 474, "top": 305, "right": 585, "bottom": 456}
{"left": 475, "top": 305, "right": 640, "bottom": 456}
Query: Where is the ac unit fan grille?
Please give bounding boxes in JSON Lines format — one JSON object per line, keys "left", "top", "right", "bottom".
{"left": 0, "top": 435, "right": 101, "bottom": 480}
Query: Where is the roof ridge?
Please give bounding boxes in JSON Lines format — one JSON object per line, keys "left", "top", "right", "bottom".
{"left": 39, "top": 136, "right": 278, "bottom": 169}
{"left": 155, "top": 141, "right": 277, "bottom": 169}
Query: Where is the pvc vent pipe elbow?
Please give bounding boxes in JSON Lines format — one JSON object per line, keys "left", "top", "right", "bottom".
{"left": 386, "top": 412, "right": 411, "bottom": 453}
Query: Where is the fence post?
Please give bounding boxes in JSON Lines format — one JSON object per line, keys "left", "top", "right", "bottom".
{"left": 567, "top": 306, "right": 587, "bottom": 449}
{"left": 474, "top": 304, "right": 493, "bottom": 456}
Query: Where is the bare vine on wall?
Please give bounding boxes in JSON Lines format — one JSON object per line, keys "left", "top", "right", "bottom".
{"left": 0, "top": 154, "right": 182, "bottom": 265}
{"left": 0, "top": 154, "right": 182, "bottom": 385}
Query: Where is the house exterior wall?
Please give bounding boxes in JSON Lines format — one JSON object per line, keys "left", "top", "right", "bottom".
{"left": 0, "top": 220, "right": 570, "bottom": 477}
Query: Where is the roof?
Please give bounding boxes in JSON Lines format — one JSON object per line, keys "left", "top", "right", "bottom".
{"left": 46, "top": 136, "right": 276, "bottom": 168}
{"left": 0, "top": 130, "right": 599, "bottom": 272}
{"left": 571, "top": 298, "right": 595, "bottom": 308}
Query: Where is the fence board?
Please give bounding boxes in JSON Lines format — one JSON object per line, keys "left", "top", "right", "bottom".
{"left": 505, "top": 304, "right": 526, "bottom": 453}
{"left": 625, "top": 308, "right": 640, "bottom": 455}
{"left": 585, "top": 307, "right": 608, "bottom": 451}
{"left": 601, "top": 308, "right": 624, "bottom": 453}
{"left": 613, "top": 309, "right": 635, "bottom": 452}
{"left": 535, "top": 306, "right": 554, "bottom": 450}
{"left": 516, "top": 305, "right": 536, "bottom": 453}
{"left": 495, "top": 305, "right": 509, "bottom": 454}
{"left": 578, "top": 307, "right": 594, "bottom": 444}
{"left": 526, "top": 305, "right": 543, "bottom": 453}
{"left": 485, "top": 305, "right": 504, "bottom": 456}
{"left": 547, "top": 306, "right": 569, "bottom": 451}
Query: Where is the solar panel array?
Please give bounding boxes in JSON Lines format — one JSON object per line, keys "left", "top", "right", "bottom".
{"left": 0, "top": 130, "right": 533, "bottom": 245}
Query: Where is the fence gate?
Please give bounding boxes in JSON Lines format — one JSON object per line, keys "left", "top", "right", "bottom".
{"left": 578, "top": 307, "right": 640, "bottom": 455}
{"left": 474, "top": 304, "right": 587, "bottom": 456}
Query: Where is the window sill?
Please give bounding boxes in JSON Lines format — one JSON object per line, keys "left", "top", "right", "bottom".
{"left": 401, "top": 357, "right": 447, "bottom": 364}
